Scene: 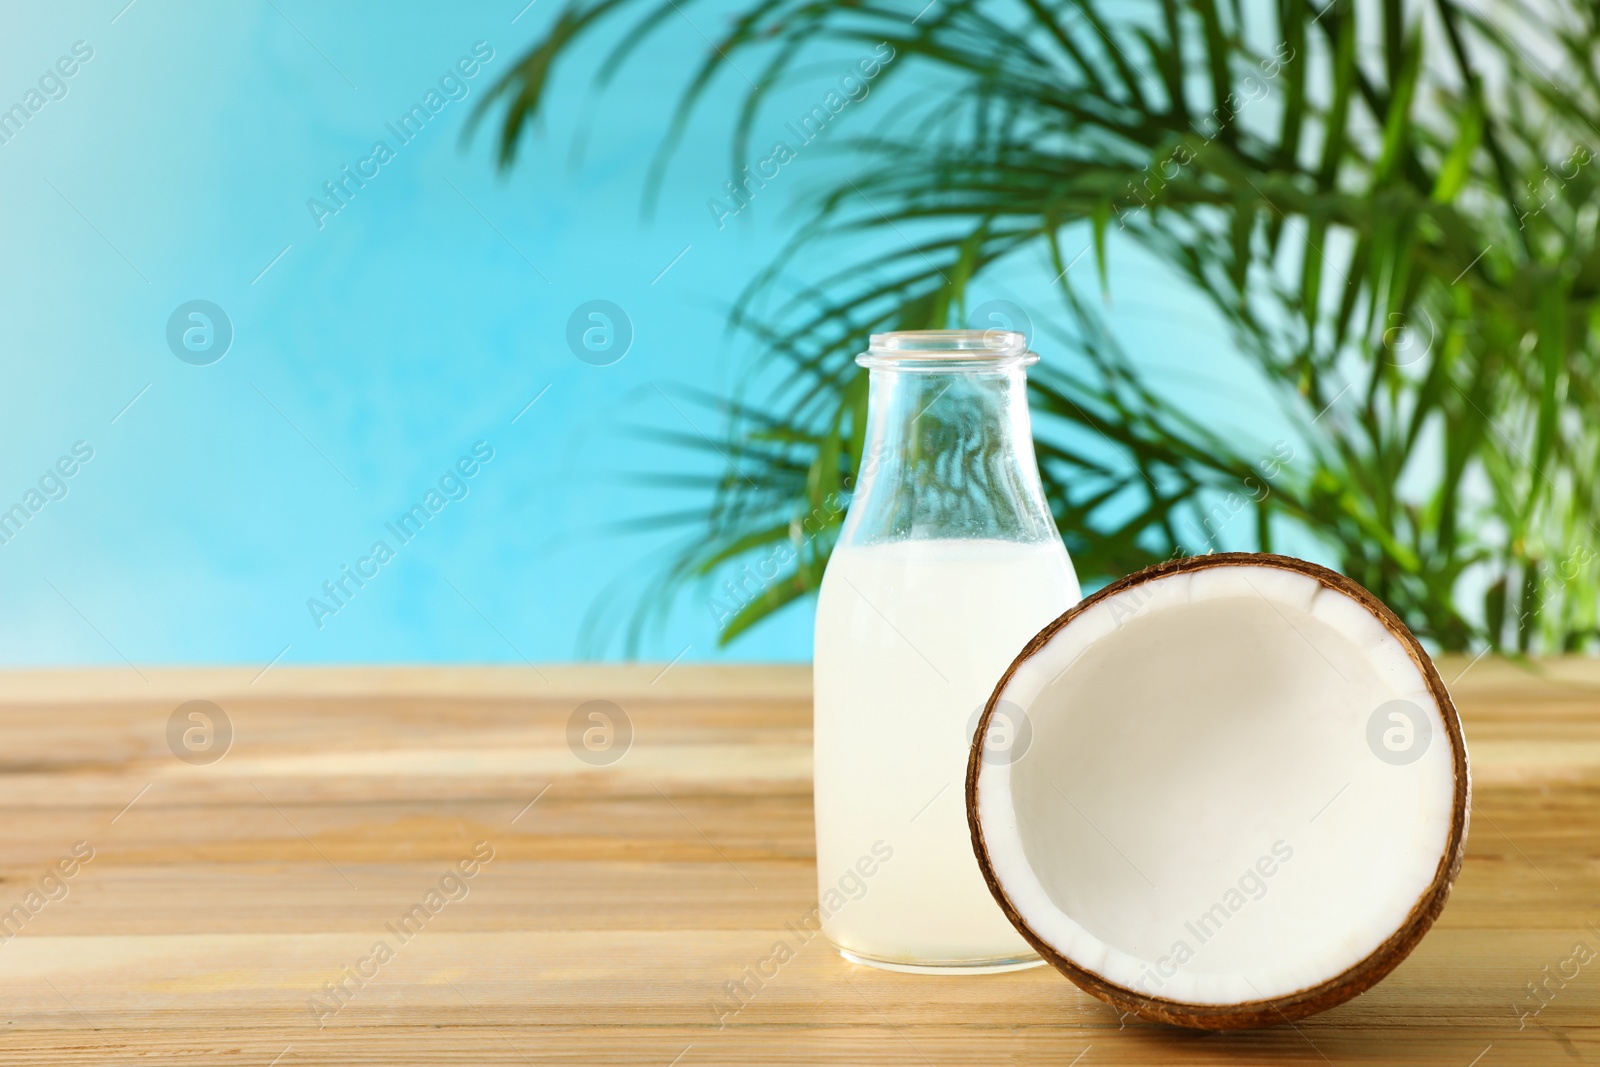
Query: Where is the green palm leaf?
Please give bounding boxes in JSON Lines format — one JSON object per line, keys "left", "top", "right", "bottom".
{"left": 482, "top": 0, "right": 1600, "bottom": 654}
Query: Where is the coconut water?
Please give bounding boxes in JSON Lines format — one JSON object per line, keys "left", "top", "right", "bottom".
{"left": 813, "top": 536, "right": 1080, "bottom": 968}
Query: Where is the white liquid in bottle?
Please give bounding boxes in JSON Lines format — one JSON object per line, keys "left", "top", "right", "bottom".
{"left": 813, "top": 536, "right": 1081, "bottom": 968}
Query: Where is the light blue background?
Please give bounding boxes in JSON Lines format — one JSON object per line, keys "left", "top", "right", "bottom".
{"left": 0, "top": 1, "right": 1264, "bottom": 666}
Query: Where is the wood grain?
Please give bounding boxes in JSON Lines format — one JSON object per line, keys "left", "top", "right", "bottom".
{"left": 0, "top": 660, "right": 1594, "bottom": 1065}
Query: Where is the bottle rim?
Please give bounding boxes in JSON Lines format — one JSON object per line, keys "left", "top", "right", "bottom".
{"left": 857, "top": 329, "right": 1037, "bottom": 370}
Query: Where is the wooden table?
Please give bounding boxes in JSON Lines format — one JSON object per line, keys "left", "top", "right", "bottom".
{"left": 0, "top": 660, "right": 1595, "bottom": 1065}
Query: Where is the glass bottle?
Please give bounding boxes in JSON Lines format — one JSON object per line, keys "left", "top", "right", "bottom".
{"left": 812, "top": 329, "right": 1081, "bottom": 973}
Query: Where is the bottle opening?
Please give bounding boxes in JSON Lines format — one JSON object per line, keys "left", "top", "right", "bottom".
{"left": 858, "top": 329, "right": 1037, "bottom": 370}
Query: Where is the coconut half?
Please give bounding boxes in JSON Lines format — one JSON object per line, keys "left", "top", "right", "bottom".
{"left": 966, "top": 552, "right": 1468, "bottom": 1029}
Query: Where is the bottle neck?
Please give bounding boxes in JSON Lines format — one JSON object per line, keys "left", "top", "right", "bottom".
{"left": 841, "top": 365, "right": 1058, "bottom": 547}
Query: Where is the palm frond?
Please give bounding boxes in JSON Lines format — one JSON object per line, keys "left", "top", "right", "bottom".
{"left": 483, "top": 0, "right": 1600, "bottom": 654}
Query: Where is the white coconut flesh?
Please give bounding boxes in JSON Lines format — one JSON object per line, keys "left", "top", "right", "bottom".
{"left": 970, "top": 558, "right": 1465, "bottom": 1016}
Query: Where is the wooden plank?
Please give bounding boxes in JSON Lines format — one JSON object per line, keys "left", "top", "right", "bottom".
{"left": 0, "top": 659, "right": 1592, "bottom": 1064}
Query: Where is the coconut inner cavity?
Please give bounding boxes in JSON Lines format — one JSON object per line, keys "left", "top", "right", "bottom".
{"left": 976, "top": 564, "right": 1456, "bottom": 1006}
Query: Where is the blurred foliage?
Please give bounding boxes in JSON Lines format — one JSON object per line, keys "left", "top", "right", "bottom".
{"left": 481, "top": 0, "right": 1600, "bottom": 654}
